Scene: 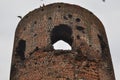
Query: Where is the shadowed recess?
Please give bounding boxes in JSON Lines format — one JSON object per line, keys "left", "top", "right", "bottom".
{"left": 76, "top": 26, "right": 85, "bottom": 31}
{"left": 50, "top": 24, "right": 73, "bottom": 46}
{"left": 97, "top": 34, "right": 106, "bottom": 52}
{"left": 16, "top": 39, "right": 26, "bottom": 60}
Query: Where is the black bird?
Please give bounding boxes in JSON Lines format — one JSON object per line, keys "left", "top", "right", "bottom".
{"left": 17, "top": 16, "right": 22, "bottom": 19}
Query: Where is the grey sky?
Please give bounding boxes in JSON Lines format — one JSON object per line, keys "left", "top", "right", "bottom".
{"left": 0, "top": 0, "right": 120, "bottom": 80}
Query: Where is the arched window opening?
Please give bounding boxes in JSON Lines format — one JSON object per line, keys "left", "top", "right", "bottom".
{"left": 50, "top": 24, "right": 73, "bottom": 50}
{"left": 53, "top": 40, "right": 72, "bottom": 50}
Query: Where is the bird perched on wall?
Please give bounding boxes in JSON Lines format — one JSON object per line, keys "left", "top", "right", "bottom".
{"left": 17, "top": 16, "right": 22, "bottom": 19}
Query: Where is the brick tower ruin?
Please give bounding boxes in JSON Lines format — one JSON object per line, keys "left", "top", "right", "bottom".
{"left": 10, "top": 3, "right": 115, "bottom": 80}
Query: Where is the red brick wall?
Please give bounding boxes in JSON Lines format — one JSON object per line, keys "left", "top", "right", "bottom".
{"left": 10, "top": 3, "right": 115, "bottom": 80}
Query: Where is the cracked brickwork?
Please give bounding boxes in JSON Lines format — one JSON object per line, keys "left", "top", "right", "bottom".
{"left": 10, "top": 3, "right": 115, "bottom": 80}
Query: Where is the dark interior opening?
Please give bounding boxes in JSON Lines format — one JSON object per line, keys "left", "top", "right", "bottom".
{"left": 58, "top": 5, "right": 61, "bottom": 8}
{"left": 76, "top": 26, "right": 85, "bottom": 31}
{"left": 50, "top": 24, "right": 73, "bottom": 46}
{"left": 48, "top": 17, "right": 52, "bottom": 20}
{"left": 16, "top": 39, "right": 26, "bottom": 60}
{"left": 76, "top": 18, "right": 81, "bottom": 22}
{"left": 97, "top": 34, "right": 108, "bottom": 60}
{"left": 68, "top": 14, "right": 72, "bottom": 18}
{"left": 77, "top": 35, "right": 80, "bottom": 39}
{"left": 63, "top": 16, "right": 68, "bottom": 20}
{"left": 41, "top": 8, "right": 44, "bottom": 11}
{"left": 34, "top": 21, "right": 37, "bottom": 24}
{"left": 97, "top": 34, "right": 106, "bottom": 51}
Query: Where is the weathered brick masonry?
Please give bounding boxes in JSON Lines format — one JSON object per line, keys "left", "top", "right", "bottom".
{"left": 10, "top": 3, "right": 115, "bottom": 80}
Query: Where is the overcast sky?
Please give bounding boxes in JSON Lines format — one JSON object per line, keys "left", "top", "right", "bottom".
{"left": 0, "top": 0, "right": 120, "bottom": 80}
